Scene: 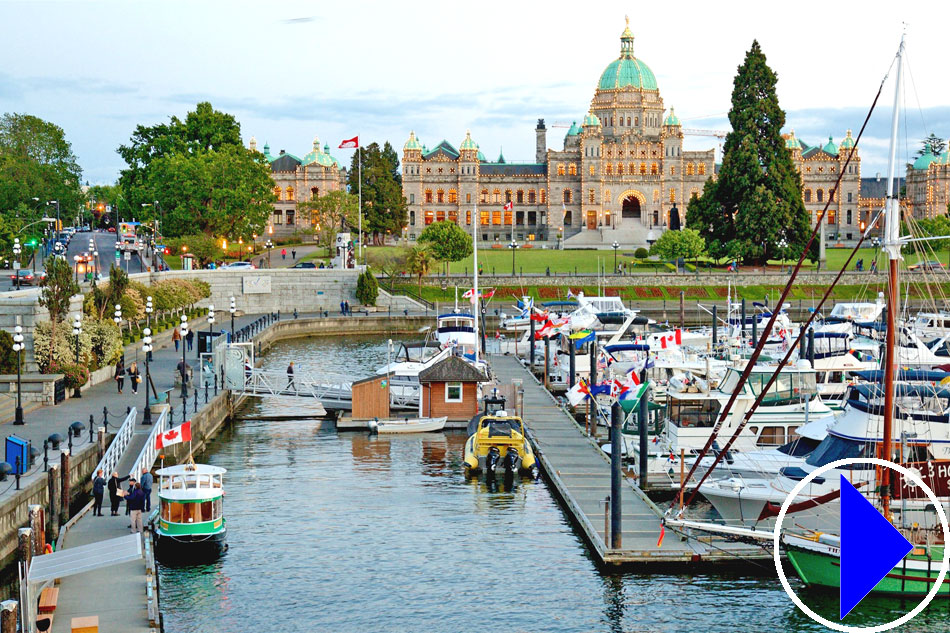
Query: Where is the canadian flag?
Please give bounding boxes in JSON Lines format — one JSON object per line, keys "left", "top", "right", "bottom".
{"left": 338, "top": 136, "right": 359, "bottom": 149}
{"left": 462, "top": 288, "right": 495, "bottom": 300}
{"left": 503, "top": 201, "right": 513, "bottom": 211}
{"left": 155, "top": 421, "right": 192, "bottom": 450}
{"left": 462, "top": 288, "right": 476, "bottom": 299}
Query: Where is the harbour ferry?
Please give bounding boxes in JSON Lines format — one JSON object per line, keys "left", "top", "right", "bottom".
{"left": 153, "top": 463, "right": 228, "bottom": 561}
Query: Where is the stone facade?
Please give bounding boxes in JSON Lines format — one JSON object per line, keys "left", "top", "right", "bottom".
{"left": 906, "top": 143, "right": 950, "bottom": 219}
{"left": 249, "top": 137, "right": 348, "bottom": 238}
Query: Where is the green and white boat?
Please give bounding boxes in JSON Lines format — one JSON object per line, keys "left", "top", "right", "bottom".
{"left": 153, "top": 463, "right": 228, "bottom": 561}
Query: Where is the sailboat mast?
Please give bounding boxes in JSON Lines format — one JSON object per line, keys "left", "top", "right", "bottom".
{"left": 472, "top": 201, "right": 480, "bottom": 364}
{"left": 880, "top": 34, "right": 905, "bottom": 520}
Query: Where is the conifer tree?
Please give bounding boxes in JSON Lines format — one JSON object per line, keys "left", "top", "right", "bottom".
{"left": 687, "top": 41, "right": 811, "bottom": 264}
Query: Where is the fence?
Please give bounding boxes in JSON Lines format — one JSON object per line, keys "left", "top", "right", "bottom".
{"left": 90, "top": 407, "right": 137, "bottom": 481}
{"left": 128, "top": 407, "right": 169, "bottom": 480}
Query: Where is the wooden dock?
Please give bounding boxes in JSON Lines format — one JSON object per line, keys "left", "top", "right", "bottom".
{"left": 490, "top": 354, "right": 771, "bottom": 567}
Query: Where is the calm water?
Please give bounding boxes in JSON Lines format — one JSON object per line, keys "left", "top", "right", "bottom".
{"left": 158, "top": 335, "right": 950, "bottom": 632}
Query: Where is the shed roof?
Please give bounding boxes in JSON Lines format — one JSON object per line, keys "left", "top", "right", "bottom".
{"left": 418, "top": 355, "right": 488, "bottom": 383}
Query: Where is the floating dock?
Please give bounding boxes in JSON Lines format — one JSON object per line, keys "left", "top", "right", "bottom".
{"left": 490, "top": 354, "right": 771, "bottom": 567}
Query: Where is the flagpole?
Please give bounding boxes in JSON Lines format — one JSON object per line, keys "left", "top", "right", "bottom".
{"left": 358, "top": 140, "right": 362, "bottom": 265}
{"left": 472, "top": 200, "right": 480, "bottom": 364}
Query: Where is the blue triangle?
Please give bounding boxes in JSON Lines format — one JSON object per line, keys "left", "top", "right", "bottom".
{"left": 839, "top": 474, "right": 913, "bottom": 619}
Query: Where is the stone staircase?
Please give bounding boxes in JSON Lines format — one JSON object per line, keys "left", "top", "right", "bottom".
{"left": 563, "top": 222, "right": 660, "bottom": 248}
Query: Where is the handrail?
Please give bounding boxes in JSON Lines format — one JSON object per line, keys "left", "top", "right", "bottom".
{"left": 128, "top": 407, "right": 169, "bottom": 480}
{"left": 91, "top": 407, "right": 137, "bottom": 481}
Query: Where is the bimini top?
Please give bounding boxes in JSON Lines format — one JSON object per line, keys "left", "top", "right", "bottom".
{"left": 156, "top": 464, "right": 226, "bottom": 476}
{"left": 852, "top": 369, "right": 950, "bottom": 383}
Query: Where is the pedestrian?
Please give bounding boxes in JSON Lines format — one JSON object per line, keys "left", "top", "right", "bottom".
{"left": 185, "top": 328, "right": 194, "bottom": 351}
{"left": 172, "top": 326, "right": 181, "bottom": 351}
{"left": 114, "top": 359, "right": 125, "bottom": 394}
{"left": 108, "top": 471, "right": 129, "bottom": 516}
{"left": 126, "top": 478, "right": 135, "bottom": 516}
{"left": 281, "top": 248, "right": 287, "bottom": 260}
{"left": 286, "top": 361, "right": 296, "bottom": 390}
{"left": 93, "top": 469, "right": 107, "bottom": 516}
{"left": 140, "top": 467, "right": 153, "bottom": 513}
{"left": 291, "top": 248, "right": 297, "bottom": 260}
{"left": 340, "top": 300, "right": 345, "bottom": 315}
{"left": 128, "top": 361, "right": 141, "bottom": 395}
{"left": 345, "top": 300, "right": 351, "bottom": 316}
{"left": 128, "top": 482, "right": 145, "bottom": 534}
{"left": 870, "top": 259, "right": 877, "bottom": 273}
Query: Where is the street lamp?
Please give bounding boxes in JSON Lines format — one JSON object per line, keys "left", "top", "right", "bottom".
{"left": 238, "top": 237, "right": 244, "bottom": 262}
{"left": 777, "top": 237, "right": 789, "bottom": 273}
{"left": 145, "top": 296, "right": 153, "bottom": 361}
{"left": 114, "top": 303, "right": 122, "bottom": 335}
{"left": 612, "top": 241, "right": 620, "bottom": 274}
{"left": 265, "top": 239, "right": 273, "bottom": 268}
{"left": 557, "top": 227, "right": 563, "bottom": 251}
{"left": 71, "top": 314, "right": 82, "bottom": 398}
{"left": 180, "top": 315, "right": 189, "bottom": 418}
{"left": 12, "top": 325, "right": 24, "bottom": 425}
{"left": 12, "top": 239, "right": 21, "bottom": 290}
{"left": 208, "top": 304, "right": 215, "bottom": 336}
{"left": 73, "top": 254, "right": 81, "bottom": 284}
{"left": 508, "top": 239, "right": 518, "bottom": 276}
{"left": 229, "top": 296, "right": 236, "bottom": 335}
{"left": 142, "top": 328, "right": 153, "bottom": 425}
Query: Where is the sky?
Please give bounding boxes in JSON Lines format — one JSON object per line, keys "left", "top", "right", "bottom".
{"left": 1, "top": 0, "right": 948, "bottom": 184}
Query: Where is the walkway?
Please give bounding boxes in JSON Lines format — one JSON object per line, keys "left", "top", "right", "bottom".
{"left": 490, "top": 354, "right": 769, "bottom": 566}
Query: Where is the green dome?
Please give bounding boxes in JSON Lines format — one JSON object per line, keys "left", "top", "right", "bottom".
{"left": 822, "top": 135, "right": 838, "bottom": 155}
{"left": 663, "top": 108, "right": 680, "bottom": 127}
{"left": 784, "top": 130, "right": 801, "bottom": 150}
{"left": 583, "top": 112, "right": 601, "bottom": 127}
{"left": 477, "top": 148, "right": 486, "bottom": 162}
{"left": 839, "top": 129, "right": 855, "bottom": 150}
{"left": 262, "top": 142, "right": 274, "bottom": 162}
{"left": 597, "top": 20, "right": 657, "bottom": 91}
{"left": 303, "top": 136, "right": 336, "bottom": 167}
{"left": 460, "top": 130, "right": 477, "bottom": 150}
{"left": 565, "top": 121, "right": 581, "bottom": 137}
{"left": 913, "top": 151, "right": 937, "bottom": 170}
{"left": 404, "top": 131, "right": 422, "bottom": 151}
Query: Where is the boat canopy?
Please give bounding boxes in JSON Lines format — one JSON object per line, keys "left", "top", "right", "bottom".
{"left": 604, "top": 343, "right": 651, "bottom": 353}
{"left": 812, "top": 331, "right": 850, "bottom": 339}
{"left": 437, "top": 313, "right": 474, "bottom": 320}
{"left": 848, "top": 383, "right": 950, "bottom": 400}
{"left": 852, "top": 369, "right": 950, "bottom": 383}
{"left": 156, "top": 464, "right": 226, "bottom": 476}
{"left": 541, "top": 301, "right": 578, "bottom": 308}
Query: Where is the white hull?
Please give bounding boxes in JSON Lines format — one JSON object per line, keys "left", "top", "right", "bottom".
{"left": 375, "top": 416, "right": 447, "bottom": 433}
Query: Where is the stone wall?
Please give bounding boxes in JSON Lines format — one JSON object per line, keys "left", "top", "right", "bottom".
{"left": 463, "top": 270, "right": 882, "bottom": 288}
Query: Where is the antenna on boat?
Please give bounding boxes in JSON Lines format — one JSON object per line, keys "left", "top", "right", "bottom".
{"left": 472, "top": 199, "right": 481, "bottom": 364}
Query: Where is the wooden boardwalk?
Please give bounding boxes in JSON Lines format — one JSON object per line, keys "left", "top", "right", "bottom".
{"left": 490, "top": 354, "right": 770, "bottom": 567}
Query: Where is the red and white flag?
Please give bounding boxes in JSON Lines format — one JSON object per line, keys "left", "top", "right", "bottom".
{"left": 155, "top": 421, "right": 192, "bottom": 450}
{"left": 503, "top": 201, "right": 513, "bottom": 211}
{"left": 462, "top": 288, "right": 495, "bottom": 300}
{"left": 338, "top": 136, "right": 359, "bottom": 149}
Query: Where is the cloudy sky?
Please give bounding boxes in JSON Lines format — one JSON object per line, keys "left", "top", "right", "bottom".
{"left": 2, "top": 0, "right": 948, "bottom": 184}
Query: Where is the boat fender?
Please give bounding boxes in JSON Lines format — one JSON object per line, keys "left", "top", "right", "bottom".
{"left": 44, "top": 543, "right": 53, "bottom": 554}
{"left": 368, "top": 418, "right": 379, "bottom": 434}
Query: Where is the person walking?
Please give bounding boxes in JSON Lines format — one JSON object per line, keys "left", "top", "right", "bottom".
{"left": 128, "top": 482, "right": 146, "bottom": 534}
{"left": 340, "top": 300, "right": 345, "bottom": 315}
{"left": 128, "top": 361, "right": 141, "bottom": 395}
{"left": 172, "top": 326, "right": 181, "bottom": 351}
{"left": 93, "top": 469, "right": 107, "bottom": 516}
{"left": 140, "top": 467, "right": 154, "bottom": 513}
{"left": 344, "top": 300, "right": 351, "bottom": 316}
{"left": 185, "top": 328, "right": 194, "bottom": 352}
{"left": 126, "top": 478, "right": 135, "bottom": 516}
{"left": 291, "top": 248, "right": 297, "bottom": 260}
{"left": 108, "top": 471, "right": 129, "bottom": 516}
{"left": 281, "top": 248, "right": 287, "bottom": 260}
{"left": 114, "top": 359, "right": 125, "bottom": 394}
{"left": 286, "top": 361, "right": 296, "bottom": 391}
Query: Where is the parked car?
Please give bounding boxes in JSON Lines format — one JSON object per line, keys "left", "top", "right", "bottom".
{"left": 9, "top": 270, "right": 36, "bottom": 285}
{"left": 908, "top": 260, "right": 945, "bottom": 271}
{"left": 291, "top": 261, "right": 316, "bottom": 269}
{"left": 107, "top": 227, "right": 116, "bottom": 233}
{"left": 222, "top": 261, "right": 255, "bottom": 270}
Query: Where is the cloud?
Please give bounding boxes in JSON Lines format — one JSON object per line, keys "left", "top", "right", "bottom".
{"left": 280, "top": 17, "right": 316, "bottom": 24}
{"left": 0, "top": 72, "right": 140, "bottom": 100}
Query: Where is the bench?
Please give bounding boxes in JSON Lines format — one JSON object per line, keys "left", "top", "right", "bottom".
{"left": 71, "top": 615, "right": 99, "bottom": 633}
{"left": 38, "top": 586, "right": 58, "bottom": 613}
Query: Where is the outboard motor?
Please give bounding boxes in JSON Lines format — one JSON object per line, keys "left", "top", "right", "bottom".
{"left": 486, "top": 446, "right": 501, "bottom": 475}
{"left": 504, "top": 446, "right": 520, "bottom": 474}
{"left": 367, "top": 418, "right": 379, "bottom": 435}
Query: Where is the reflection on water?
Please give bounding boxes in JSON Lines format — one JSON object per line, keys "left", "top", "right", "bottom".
{"left": 158, "top": 335, "right": 950, "bottom": 632}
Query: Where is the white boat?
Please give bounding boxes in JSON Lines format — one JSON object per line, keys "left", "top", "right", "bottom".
{"left": 371, "top": 416, "right": 448, "bottom": 433}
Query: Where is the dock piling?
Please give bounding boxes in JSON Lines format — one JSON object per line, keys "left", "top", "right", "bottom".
{"left": 60, "top": 450, "right": 70, "bottom": 526}
{"left": 529, "top": 314, "right": 536, "bottom": 367}
{"left": 741, "top": 298, "right": 746, "bottom": 338}
{"left": 17, "top": 527, "right": 32, "bottom": 571}
{"left": 638, "top": 376, "right": 649, "bottom": 488}
{"left": 1, "top": 600, "right": 16, "bottom": 633}
{"left": 712, "top": 305, "right": 718, "bottom": 348}
{"left": 543, "top": 337, "right": 550, "bottom": 390}
{"left": 568, "top": 341, "right": 575, "bottom": 388}
{"left": 610, "top": 402, "right": 622, "bottom": 549}
{"left": 48, "top": 464, "right": 59, "bottom": 538}
{"left": 28, "top": 505, "right": 44, "bottom": 555}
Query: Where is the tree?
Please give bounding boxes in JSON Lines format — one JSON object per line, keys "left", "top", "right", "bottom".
{"left": 367, "top": 249, "right": 408, "bottom": 292}
{"left": 347, "top": 142, "right": 408, "bottom": 245}
{"left": 417, "top": 220, "right": 473, "bottom": 275}
{"left": 164, "top": 234, "right": 223, "bottom": 266}
{"left": 356, "top": 269, "right": 379, "bottom": 306}
{"left": 39, "top": 256, "right": 80, "bottom": 366}
{"left": 910, "top": 215, "right": 950, "bottom": 252}
{"left": 0, "top": 113, "right": 83, "bottom": 216}
{"left": 650, "top": 228, "right": 707, "bottom": 263}
{"left": 686, "top": 41, "right": 811, "bottom": 265}
{"left": 916, "top": 133, "right": 946, "bottom": 158}
{"left": 405, "top": 246, "right": 433, "bottom": 295}
{"left": 299, "top": 190, "right": 359, "bottom": 252}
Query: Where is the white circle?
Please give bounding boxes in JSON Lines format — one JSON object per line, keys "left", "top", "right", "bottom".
{"left": 772, "top": 457, "right": 950, "bottom": 632}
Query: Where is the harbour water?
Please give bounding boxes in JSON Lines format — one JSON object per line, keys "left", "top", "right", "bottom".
{"left": 158, "top": 336, "right": 950, "bottom": 632}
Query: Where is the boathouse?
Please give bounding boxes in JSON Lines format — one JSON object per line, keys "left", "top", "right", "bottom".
{"left": 418, "top": 356, "right": 488, "bottom": 421}
{"left": 351, "top": 373, "right": 391, "bottom": 420}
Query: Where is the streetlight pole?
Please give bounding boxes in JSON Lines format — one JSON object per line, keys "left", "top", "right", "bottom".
{"left": 145, "top": 296, "right": 153, "bottom": 361}
{"left": 180, "top": 315, "right": 189, "bottom": 404}
{"left": 12, "top": 238, "right": 20, "bottom": 290}
{"left": 265, "top": 239, "right": 273, "bottom": 268}
{"left": 12, "top": 326, "right": 24, "bottom": 425}
{"left": 143, "top": 328, "right": 152, "bottom": 425}
{"left": 73, "top": 255, "right": 80, "bottom": 285}
{"left": 612, "top": 241, "right": 620, "bottom": 274}
{"left": 509, "top": 239, "right": 517, "bottom": 276}
{"left": 72, "top": 314, "right": 82, "bottom": 399}
{"left": 230, "top": 296, "right": 236, "bottom": 336}
{"left": 208, "top": 304, "right": 215, "bottom": 337}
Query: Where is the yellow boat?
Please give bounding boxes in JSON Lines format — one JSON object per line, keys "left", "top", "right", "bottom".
{"left": 463, "top": 411, "right": 537, "bottom": 477}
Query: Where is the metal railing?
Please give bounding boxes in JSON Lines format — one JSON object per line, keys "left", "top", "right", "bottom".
{"left": 237, "top": 368, "right": 348, "bottom": 402}
{"left": 128, "top": 407, "right": 169, "bottom": 480}
{"left": 91, "top": 407, "right": 137, "bottom": 481}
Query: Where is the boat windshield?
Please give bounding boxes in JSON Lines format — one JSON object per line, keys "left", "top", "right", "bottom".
{"left": 805, "top": 435, "right": 874, "bottom": 470}
{"left": 161, "top": 498, "right": 222, "bottom": 524}
{"left": 746, "top": 371, "right": 817, "bottom": 403}
{"left": 777, "top": 436, "right": 822, "bottom": 457}
{"left": 668, "top": 398, "right": 721, "bottom": 428}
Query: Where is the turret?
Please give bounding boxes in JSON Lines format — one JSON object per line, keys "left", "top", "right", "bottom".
{"left": 536, "top": 119, "right": 547, "bottom": 163}
{"left": 459, "top": 130, "right": 479, "bottom": 162}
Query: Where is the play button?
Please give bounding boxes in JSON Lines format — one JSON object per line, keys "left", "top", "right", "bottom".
{"left": 839, "top": 475, "right": 913, "bottom": 619}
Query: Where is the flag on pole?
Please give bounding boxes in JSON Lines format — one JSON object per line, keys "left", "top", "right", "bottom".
{"left": 462, "top": 288, "right": 495, "bottom": 300}
{"left": 567, "top": 378, "right": 590, "bottom": 406}
{"left": 155, "top": 421, "right": 192, "bottom": 450}
{"left": 570, "top": 329, "right": 595, "bottom": 348}
{"left": 657, "top": 522, "right": 666, "bottom": 548}
{"left": 338, "top": 136, "right": 359, "bottom": 149}
{"left": 566, "top": 289, "right": 576, "bottom": 300}
{"left": 503, "top": 201, "right": 513, "bottom": 211}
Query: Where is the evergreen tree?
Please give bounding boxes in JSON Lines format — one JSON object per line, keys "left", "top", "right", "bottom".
{"left": 916, "top": 133, "right": 946, "bottom": 158}
{"left": 347, "top": 142, "right": 408, "bottom": 245}
{"left": 686, "top": 41, "right": 811, "bottom": 264}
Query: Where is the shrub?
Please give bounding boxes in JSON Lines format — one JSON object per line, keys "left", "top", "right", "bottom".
{"left": 634, "top": 247, "right": 649, "bottom": 259}
{"left": 50, "top": 362, "right": 89, "bottom": 390}
{"left": 0, "top": 330, "right": 22, "bottom": 374}
{"left": 356, "top": 269, "right": 379, "bottom": 306}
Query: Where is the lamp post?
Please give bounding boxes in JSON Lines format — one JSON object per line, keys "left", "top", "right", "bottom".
{"left": 72, "top": 314, "right": 82, "bottom": 398}
{"left": 612, "top": 241, "right": 620, "bottom": 274}
{"left": 142, "top": 328, "right": 152, "bottom": 425}
{"left": 777, "top": 237, "right": 788, "bottom": 273}
{"left": 208, "top": 304, "right": 215, "bottom": 337}
{"left": 230, "top": 296, "right": 236, "bottom": 335}
{"left": 12, "top": 326, "right": 24, "bottom": 425}
{"left": 265, "top": 239, "right": 273, "bottom": 268}
{"left": 557, "top": 226, "right": 563, "bottom": 250}
{"left": 180, "top": 315, "right": 188, "bottom": 406}
{"left": 114, "top": 303, "right": 122, "bottom": 337}
{"left": 12, "top": 238, "right": 21, "bottom": 289}
{"left": 508, "top": 239, "right": 517, "bottom": 276}
{"left": 73, "top": 254, "right": 80, "bottom": 284}
{"left": 145, "top": 296, "right": 153, "bottom": 361}
{"left": 238, "top": 237, "right": 244, "bottom": 262}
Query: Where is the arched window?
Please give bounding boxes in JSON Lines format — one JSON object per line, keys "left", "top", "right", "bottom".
{"left": 505, "top": 190, "right": 512, "bottom": 203}
{"left": 311, "top": 186, "right": 319, "bottom": 199}
{"left": 480, "top": 189, "right": 489, "bottom": 203}
{"left": 686, "top": 163, "right": 695, "bottom": 176}
{"left": 634, "top": 117, "right": 638, "bottom": 126}
{"left": 698, "top": 163, "right": 706, "bottom": 176}
{"left": 274, "top": 187, "right": 282, "bottom": 201}
{"left": 651, "top": 163, "right": 658, "bottom": 175}
{"left": 629, "top": 162, "right": 635, "bottom": 174}
{"left": 528, "top": 190, "right": 536, "bottom": 204}
{"left": 691, "top": 189, "right": 700, "bottom": 200}
{"left": 569, "top": 164, "right": 577, "bottom": 176}
{"left": 516, "top": 190, "right": 524, "bottom": 204}
{"left": 286, "top": 186, "right": 294, "bottom": 201}
{"left": 436, "top": 189, "right": 445, "bottom": 203}
{"left": 669, "top": 188, "right": 676, "bottom": 203}
{"left": 804, "top": 189, "right": 812, "bottom": 202}
{"left": 589, "top": 165, "right": 595, "bottom": 176}
{"left": 557, "top": 164, "right": 565, "bottom": 176}
{"left": 425, "top": 189, "right": 433, "bottom": 203}
{"left": 563, "top": 189, "right": 572, "bottom": 204}
{"left": 652, "top": 189, "right": 660, "bottom": 203}
{"left": 605, "top": 190, "right": 611, "bottom": 203}
{"left": 626, "top": 117, "right": 631, "bottom": 126}
{"left": 670, "top": 166, "right": 675, "bottom": 176}
{"left": 606, "top": 164, "right": 613, "bottom": 175}
{"left": 493, "top": 189, "right": 502, "bottom": 204}
{"left": 829, "top": 190, "right": 835, "bottom": 202}
{"left": 589, "top": 189, "right": 595, "bottom": 204}
{"left": 639, "top": 163, "right": 646, "bottom": 175}
{"left": 540, "top": 189, "right": 546, "bottom": 204}
{"left": 817, "top": 189, "right": 824, "bottom": 202}
{"left": 448, "top": 189, "right": 458, "bottom": 204}
{"left": 617, "top": 163, "right": 624, "bottom": 175}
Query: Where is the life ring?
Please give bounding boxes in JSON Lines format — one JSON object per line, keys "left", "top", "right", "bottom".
{"left": 44, "top": 543, "right": 53, "bottom": 554}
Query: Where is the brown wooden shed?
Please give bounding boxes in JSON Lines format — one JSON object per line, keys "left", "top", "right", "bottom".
{"left": 418, "top": 356, "right": 488, "bottom": 421}
{"left": 351, "top": 373, "right": 391, "bottom": 420}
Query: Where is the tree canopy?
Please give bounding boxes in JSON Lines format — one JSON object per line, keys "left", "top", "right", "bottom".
{"left": 117, "top": 102, "right": 274, "bottom": 238}
{"left": 649, "top": 228, "right": 707, "bottom": 262}
{"left": 347, "top": 142, "right": 408, "bottom": 244}
{"left": 916, "top": 133, "right": 946, "bottom": 158}
{"left": 686, "top": 41, "right": 811, "bottom": 265}
{"left": 417, "top": 220, "right": 473, "bottom": 274}
{"left": 299, "top": 190, "right": 359, "bottom": 251}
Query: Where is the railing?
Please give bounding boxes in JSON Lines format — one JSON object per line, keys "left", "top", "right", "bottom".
{"left": 128, "top": 407, "right": 169, "bottom": 480}
{"left": 237, "top": 368, "right": 349, "bottom": 401}
{"left": 91, "top": 407, "right": 137, "bottom": 481}
{"left": 389, "top": 377, "right": 421, "bottom": 409}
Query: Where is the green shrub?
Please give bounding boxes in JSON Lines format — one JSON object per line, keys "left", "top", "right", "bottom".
{"left": 634, "top": 247, "right": 649, "bottom": 259}
{"left": 49, "top": 361, "right": 89, "bottom": 390}
{"left": 356, "top": 269, "right": 379, "bottom": 306}
{"left": 0, "top": 330, "right": 22, "bottom": 374}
